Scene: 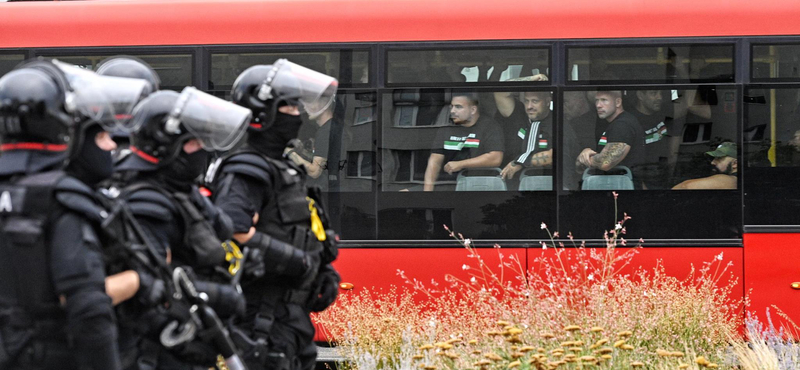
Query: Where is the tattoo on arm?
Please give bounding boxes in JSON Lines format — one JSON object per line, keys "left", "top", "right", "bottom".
{"left": 591, "top": 143, "right": 628, "bottom": 169}
{"left": 530, "top": 153, "right": 551, "bottom": 167}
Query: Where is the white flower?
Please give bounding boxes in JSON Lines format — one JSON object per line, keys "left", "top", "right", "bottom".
{"left": 548, "top": 282, "right": 554, "bottom": 289}
{"left": 541, "top": 241, "right": 548, "bottom": 250}
{"left": 716, "top": 252, "right": 724, "bottom": 261}
{"left": 588, "top": 274, "right": 594, "bottom": 281}
{"left": 464, "top": 238, "right": 472, "bottom": 247}
{"left": 470, "top": 277, "right": 477, "bottom": 284}
{"left": 462, "top": 264, "right": 469, "bottom": 271}
{"left": 540, "top": 222, "right": 547, "bottom": 230}
{"left": 615, "top": 223, "right": 623, "bottom": 231}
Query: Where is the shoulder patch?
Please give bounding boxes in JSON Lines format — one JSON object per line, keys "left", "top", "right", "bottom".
{"left": 54, "top": 176, "right": 107, "bottom": 223}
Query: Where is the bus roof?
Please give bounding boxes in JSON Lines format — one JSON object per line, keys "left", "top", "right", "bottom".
{"left": 2, "top": 0, "right": 800, "bottom": 48}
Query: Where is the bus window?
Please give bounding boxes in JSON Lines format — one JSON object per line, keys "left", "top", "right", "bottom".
{"left": 34, "top": 53, "right": 192, "bottom": 91}
{"left": 563, "top": 87, "right": 737, "bottom": 191}
{"left": 752, "top": 45, "right": 800, "bottom": 81}
{"left": 744, "top": 86, "right": 800, "bottom": 225}
{"left": 0, "top": 54, "right": 24, "bottom": 77}
{"left": 382, "top": 89, "right": 554, "bottom": 192}
{"left": 387, "top": 48, "right": 549, "bottom": 85}
{"left": 567, "top": 45, "right": 734, "bottom": 84}
{"left": 209, "top": 49, "right": 369, "bottom": 97}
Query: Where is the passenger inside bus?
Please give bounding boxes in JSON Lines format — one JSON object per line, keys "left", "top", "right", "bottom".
{"left": 673, "top": 142, "right": 737, "bottom": 189}
{"left": 576, "top": 90, "right": 646, "bottom": 189}
{"left": 492, "top": 90, "right": 553, "bottom": 183}
{"left": 423, "top": 92, "right": 504, "bottom": 191}
{"left": 563, "top": 91, "right": 597, "bottom": 190}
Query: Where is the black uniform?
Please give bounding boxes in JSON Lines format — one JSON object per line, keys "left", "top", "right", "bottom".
{"left": 212, "top": 147, "right": 338, "bottom": 370}
{"left": 0, "top": 151, "right": 121, "bottom": 370}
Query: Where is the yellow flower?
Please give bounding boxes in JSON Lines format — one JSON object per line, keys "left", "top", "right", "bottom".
{"left": 613, "top": 340, "right": 626, "bottom": 348}
{"left": 596, "top": 338, "right": 609, "bottom": 346}
{"left": 434, "top": 342, "right": 452, "bottom": 350}
{"left": 506, "top": 336, "right": 523, "bottom": 344}
{"left": 589, "top": 344, "right": 600, "bottom": 350}
{"left": 446, "top": 338, "right": 462, "bottom": 345}
{"left": 631, "top": 361, "right": 644, "bottom": 368}
{"left": 487, "top": 331, "right": 502, "bottom": 337}
{"left": 508, "top": 360, "right": 522, "bottom": 369}
{"left": 580, "top": 356, "right": 597, "bottom": 362}
{"left": 621, "top": 344, "right": 634, "bottom": 351}
{"left": 468, "top": 339, "right": 478, "bottom": 345}
{"left": 472, "top": 350, "right": 482, "bottom": 355}
{"left": 565, "top": 325, "right": 581, "bottom": 332}
{"left": 573, "top": 340, "right": 584, "bottom": 346}
{"left": 707, "top": 364, "right": 719, "bottom": 369}
{"left": 496, "top": 320, "right": 511, "bottom": 327}
{"left": 541, "top": 333, "right": 555, "bottom": 339}
{"left": 617, "top": 331, "right": 633, "bottom": 338}
{"left": 601, "top": 354, "right": 612, "bottom": 360}
{"left": 696, "top": 356, "right": 710, "bottom": 366}
{"left": 474, "top": 360, "right": 492, "bottom": 367}
{"left": 419, "top": 344, "right": 434, "bottom": 351}
{"left": 569, "top": 347, "right": 583, "bottom": 353}
{"left": 484, "top": 353, "right": 503, "bottom": 361}
{"left": 412, "top": 355, "right": 424, "bottom": 360}
{"left": 445, "top": 352, "right": 459, "bottom": 360}
{"left": 672, "top": 351, "right": 685, "bottom": 358}
{"left": 507, "top": 328, "right": 523, "bottom": 335}
{"left": 511, "top": 352, "right": 524, "bottom": 359}
{"left": 595, "top": 347, "right": 613, "bottom": 355}
{"left": 656, "top": 349, "right": 671, "bottom": 357}
{"left": 537, "top": 347, "right": 546, "bottom": 353}
{"left": 519, "top": 346, "right": 535, "bottom": 353}
{"left": 590, "top": 326, "right": 604, "bottom": 333}
{"left": 678, "top": 364, "right": 689, "bottom": 369}
{"left": 560, "top": 341, "right": 574, "bottom": 347}
{"left": 423, "top": 365, "right": 436, "bottom": 370}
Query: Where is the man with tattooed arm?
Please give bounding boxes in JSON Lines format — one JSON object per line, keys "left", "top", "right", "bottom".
{"left": 576, "top": 90, "right": 646, "bottom": 189}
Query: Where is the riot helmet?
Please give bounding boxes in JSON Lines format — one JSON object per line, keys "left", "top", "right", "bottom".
{"left": 125, "top": 88, "right": 251, "bottom": 185}
{"left": 97, "top": 56, "right": 161, "bottom": 93}
{"left": 231, "top": 59, "right": 338, "bottom": 126}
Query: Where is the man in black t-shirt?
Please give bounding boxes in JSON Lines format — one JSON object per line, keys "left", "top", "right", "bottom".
{"left": 493, "top": 91, "right": 553, "bottom": 180}
{"left": 424, "top": 92, "right": 504, "bottom": 191}
{"left": 577, "top": 90, "right": 646, "bottom": 189}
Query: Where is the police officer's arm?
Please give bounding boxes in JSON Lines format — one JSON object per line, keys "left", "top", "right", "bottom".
{"left": 50, "top": 213, "right": 122, "bottom": 370}
{"left": 423, "top": 153, "right": 445, "bottom": 191}
{"left": 589, "top": 142, "right": 630, "bottom": 171}
{"left": 672, "top": 174, "right": 737, "bottom": 190}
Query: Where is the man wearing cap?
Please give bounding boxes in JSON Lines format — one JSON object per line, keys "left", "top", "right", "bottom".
{"left": 672, "top": 142, "right": 737, "bottom": 189}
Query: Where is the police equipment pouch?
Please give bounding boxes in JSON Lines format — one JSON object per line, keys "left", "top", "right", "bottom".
{"left": 172, "top": 192, "right": 226, "bottom": 267}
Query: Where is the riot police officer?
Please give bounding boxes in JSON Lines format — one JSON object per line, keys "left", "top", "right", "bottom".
{"left": 112, "top": 87, "right": 251, "bottom": 370}
{"left": 210, "top": 59, "right": 342, "bottom": 370}
{"left": 0, "top": 59, "right": 148, "bottom": 369}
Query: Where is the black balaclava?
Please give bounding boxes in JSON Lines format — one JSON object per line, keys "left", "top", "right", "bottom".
{"left": 248, "top": 110, "right": 303, "bottom": 159}
{"left": 162, "top": 147, "right": 208, "bottom": 191}
{"left": 69, "top": 124, "right": 114, "bottom": 186}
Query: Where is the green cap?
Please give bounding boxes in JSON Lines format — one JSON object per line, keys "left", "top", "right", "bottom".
{"left": 705, "top": 142, "right": 737, "bottom": 158}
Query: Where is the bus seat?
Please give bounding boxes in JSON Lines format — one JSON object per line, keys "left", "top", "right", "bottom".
{"left": 455, "top": 168, "right": 507, "bottom": 191}
{"left": 581, "top": 166, "right": 634, "bottom": 190}
{"left": 519, "top": 168, "right": 552, "bottom": 191}
{"left": 392, "top": 90, "right": 420, "bottom": 127}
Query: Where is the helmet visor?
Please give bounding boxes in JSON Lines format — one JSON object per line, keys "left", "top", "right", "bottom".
{"left": 53, "top": 60, "right": 149, "bottom": 132}
{"left": 170, "top": 87, "right": 251, "bottom": 151}
{"left": 269, "top": 59, "right": 338, "bottom": 119}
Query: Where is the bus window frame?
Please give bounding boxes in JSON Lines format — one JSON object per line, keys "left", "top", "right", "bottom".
{"left": 563, "top": 40, "right": 737, "bottom": 85}
{"left": 206, "top": 43, "right": 373, "bottom": 89}
{"left": 383, "top": 41, "right": 553, "bottom": 88}
{"left": 750, "top": 39, "right": 800, "bottom": 83}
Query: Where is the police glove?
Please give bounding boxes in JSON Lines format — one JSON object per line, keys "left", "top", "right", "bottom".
{"left": 136, "top": 270, "right": 167, "bottom": 307}
{"left": 309, "top": 264, "right": 340, "bottom": 312}
{"left": 246, "top": 232, "right": 317, "bottom": 278}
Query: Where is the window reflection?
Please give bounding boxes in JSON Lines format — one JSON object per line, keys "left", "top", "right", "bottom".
{"left": 0, "top": 54, "right": 24, "bottom": 78}
{"left": 36, "top": 54, "right": 192, "bottom": 91}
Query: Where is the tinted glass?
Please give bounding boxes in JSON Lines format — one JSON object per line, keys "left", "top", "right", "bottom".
{"left": 387, "top": 48, "right": 550, "bottom": 84}
{"left": 744, "top": 86, "right": 800, "bottom": 225}
{"left": 563, "top": 88, "right": 738, "bottom": 191}
{"left": 560, "top": 86, "right": 740, "bottom": 240}
{"left": 36, "top": 53, "right": 192, "bottom": 91}
{"left": 0, "top": 54, "right": 24, "bottom": 77}
{"left": 567, "top": 45, "right": 734, "bottom": 83}
{"left": 290, "top": 92, "right": 376, "bottom": 239}
{"left": 378, "top": 88, "right": 555, "bottom": 240}
{"left": 753, "top": 45, "right": 800, "bottom": 80}
{"left": 210, "top": 50, "right": 369, "bottom": 96}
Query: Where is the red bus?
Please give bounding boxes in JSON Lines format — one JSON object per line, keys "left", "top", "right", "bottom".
{"left": 3, "top": 0, "right": 800, "bottom": 339}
